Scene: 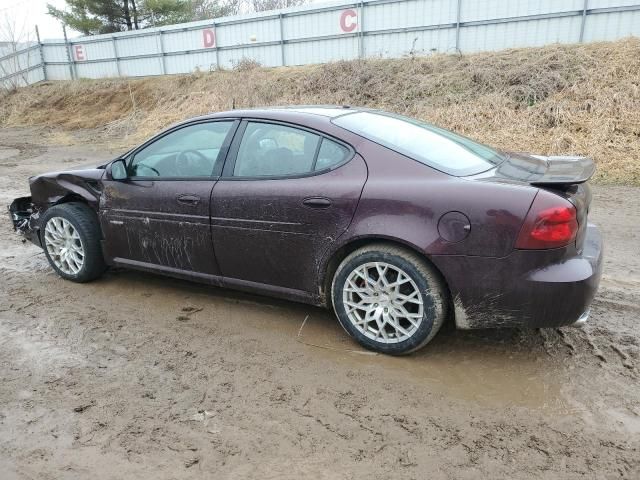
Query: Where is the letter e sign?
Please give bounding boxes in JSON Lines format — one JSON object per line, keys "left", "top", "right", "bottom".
{"left": 74, "top": 45, "right": 86, "bottom": 61}
{"left": 340, "top": 9, "right": 357, "bottom": 33}
{"left": 203, "top": 29, "right": 216, "bottom": 48}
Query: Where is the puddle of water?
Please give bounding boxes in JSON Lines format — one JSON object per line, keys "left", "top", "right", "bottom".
{"left": 295, "top": 314, "right": 571, "bottom": 412}
{"left": 74, "top": 272, "right": 575, "bottom": 415}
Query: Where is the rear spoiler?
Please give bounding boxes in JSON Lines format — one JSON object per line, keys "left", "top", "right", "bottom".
{"left": 529, "top": 156, "right": 595, "bottom": 186}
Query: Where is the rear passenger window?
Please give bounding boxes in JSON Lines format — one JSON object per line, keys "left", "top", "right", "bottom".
{"left": 315, "top": 138, "right": 350, "bottom": 171}
{"left": 234, "top": 122, "right": 321, "bottom": 177}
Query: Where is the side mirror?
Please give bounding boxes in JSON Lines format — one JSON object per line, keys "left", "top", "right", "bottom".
{"left": 111, "top": 159, "right": 128, "bottom": 180}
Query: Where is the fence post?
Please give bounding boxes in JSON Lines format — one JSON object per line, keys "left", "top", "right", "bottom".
{"left": 579, "top": 0, "right": 588, "bottom": 43}
{"left": 35, "top": 25, "right": 46, "bottom": 81}
{"left": 455, "top": 0, "right": 462, "bottom": 52}
{"left": 279, "top": 14, "right": 285, "bottom": 66}
{"left": 62, "top": 25, "right": 75, "bottom": 80}
{"left": 113, "top": 36, "right": 122, "bottom": 76}
{"left": 213, "top": 22, "right": 220, "bottom": 69}
{"left": 358, "top": 1, "right": 365, "bottom": 58}
{"left": 157, "top": 30, "right": 166, "bottom": 75}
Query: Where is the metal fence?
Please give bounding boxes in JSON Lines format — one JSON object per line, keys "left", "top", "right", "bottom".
{"left": 2, "top": 0, "right": 640, "bottom": 88}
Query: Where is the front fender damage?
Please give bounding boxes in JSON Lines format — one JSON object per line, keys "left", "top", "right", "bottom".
{"left": 8, "top": 168, "right": 104, "bottom": 248}
{"left": 8, "top": 196, "right": 42, "bottom": 247}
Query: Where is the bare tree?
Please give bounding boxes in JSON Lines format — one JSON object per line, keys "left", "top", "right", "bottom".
{"left": 0, "top": 13, "right": 36, "bottom": 92}
{"left": 249, "top": 0, "right": 306, "bottom": 12}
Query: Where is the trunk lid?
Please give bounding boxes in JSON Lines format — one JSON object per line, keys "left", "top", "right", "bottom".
{"left": 473, "top": 152, "right": 595, "bottom": 251}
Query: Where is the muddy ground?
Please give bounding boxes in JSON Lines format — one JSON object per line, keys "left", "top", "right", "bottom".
{"left": 0, "top": 127, "right": 639, "bottom": 479}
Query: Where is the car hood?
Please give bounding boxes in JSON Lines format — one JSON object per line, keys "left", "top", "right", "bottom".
{"left": 28, "top": 167, "right": 106, "bottom": 209}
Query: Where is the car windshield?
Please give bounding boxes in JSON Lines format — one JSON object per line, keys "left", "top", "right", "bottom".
{"left": 332, "top": 111, "right": 505, "bottom": 176}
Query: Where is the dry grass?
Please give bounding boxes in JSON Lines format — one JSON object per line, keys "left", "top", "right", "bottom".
{"left": 1, "top": 38, "right": 639, "bottom": 184}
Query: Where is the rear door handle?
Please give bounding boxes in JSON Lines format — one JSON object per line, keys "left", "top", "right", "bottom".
{"left": 303, "top": 197, "right": 332, "bottom": 209}
{"left": 177, "top": 194, "right": 200, "bottom": 205}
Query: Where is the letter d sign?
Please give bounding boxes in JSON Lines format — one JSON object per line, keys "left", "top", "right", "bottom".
{"left": 203, "top": 29, "right": 216, "bottom": 48}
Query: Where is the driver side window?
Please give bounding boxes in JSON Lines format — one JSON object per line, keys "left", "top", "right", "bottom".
{"left": 129, "top": 121, "right": 233, "bottom": 178}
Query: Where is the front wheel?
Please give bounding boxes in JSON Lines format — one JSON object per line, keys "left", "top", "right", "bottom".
{"left": 40, "top": 203, "right": 106, "bottom": 283}
{"left": 331, "top": 244, "right": 448, "bottom": 355}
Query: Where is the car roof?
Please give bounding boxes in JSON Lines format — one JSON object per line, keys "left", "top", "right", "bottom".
{"left": 181, "top": 105, "right": 368, "bottom": 125}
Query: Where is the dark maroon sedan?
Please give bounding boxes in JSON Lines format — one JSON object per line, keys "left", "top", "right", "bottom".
{"left": 9, "top": 107, "right": 603, "bottom": 354}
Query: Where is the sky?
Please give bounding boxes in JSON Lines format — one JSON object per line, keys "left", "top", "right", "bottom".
{"left": 0, "top": 0, "right": 329, "bottom": 43}
{"left": 0, "top": 0, "right": 78, "bottom": 41}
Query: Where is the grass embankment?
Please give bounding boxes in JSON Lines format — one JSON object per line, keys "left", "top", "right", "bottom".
{"left": 1, "top": 39, "right": 639, "bottom": 184}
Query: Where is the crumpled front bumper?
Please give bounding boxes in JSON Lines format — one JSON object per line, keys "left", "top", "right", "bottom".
{"left": 8, "top": 196, "right": 41, "bottom": 247}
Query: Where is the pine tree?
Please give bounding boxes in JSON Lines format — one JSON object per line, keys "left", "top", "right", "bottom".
{"left": 47, "top": 0, "right": 238, "bottom": 35}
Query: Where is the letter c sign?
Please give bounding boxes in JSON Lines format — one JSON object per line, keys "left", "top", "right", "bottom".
{"left": 340, "top": 9, "right": 357, "bottom": 33}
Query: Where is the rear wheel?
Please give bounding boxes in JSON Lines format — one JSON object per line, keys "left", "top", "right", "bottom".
{"left": 331, "top": 244, "right": 448, "bottom": 355}
{"left": 41, "top": 203, "right": 106, "bottom": 283}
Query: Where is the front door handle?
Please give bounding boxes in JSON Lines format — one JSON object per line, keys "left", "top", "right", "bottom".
{"left": 177, "top": 194, "right": 200, "bottom": 205}
{"left": 302, "top": 197, "right": 332, "bottom": 209}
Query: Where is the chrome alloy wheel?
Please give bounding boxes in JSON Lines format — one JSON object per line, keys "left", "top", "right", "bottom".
{"left": 343, "top": 262, "right": 424, "bottom": 343}
{"left": 44, "top": 216, "right": 85, "bottom": 275}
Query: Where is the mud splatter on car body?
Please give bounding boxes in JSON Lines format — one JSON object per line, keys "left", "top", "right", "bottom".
{"left": 9, "top": 107, "right": 603, "bottom": 330}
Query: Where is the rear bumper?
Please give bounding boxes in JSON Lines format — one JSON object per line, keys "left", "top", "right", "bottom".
{"left": 8, "top": 196, "right": 42, "bottom": 247}
{"left": 432, "top": 224, "right": 603, "bottom": 329}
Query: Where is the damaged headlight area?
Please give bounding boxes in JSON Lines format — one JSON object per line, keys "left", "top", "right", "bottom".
{"left": 8, "top": 196, "right": 41, "bottom": 246}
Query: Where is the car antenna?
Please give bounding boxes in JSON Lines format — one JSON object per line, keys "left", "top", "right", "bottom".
{"left": 232, "top": 98, "right": 236, "bottom": 110}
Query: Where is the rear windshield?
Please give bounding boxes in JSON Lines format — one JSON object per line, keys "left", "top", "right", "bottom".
{"left": 332, "top": 111, "right": 504, "bottom": 176}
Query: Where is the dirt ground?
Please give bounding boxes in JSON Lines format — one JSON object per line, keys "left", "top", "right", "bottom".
{"left": 0, "top": 127, "right": 639, "bottom": 479}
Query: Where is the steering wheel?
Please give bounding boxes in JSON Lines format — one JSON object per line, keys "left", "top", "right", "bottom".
{"left": 135, "top": 163, "right": 160, "bottom": 176}
{"left": 176, "top": 150, "right": 209, "bottom": 176}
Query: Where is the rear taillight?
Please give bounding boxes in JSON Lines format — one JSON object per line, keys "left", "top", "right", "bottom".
{"left": 516, "top": 190, "right": 578, "bottom": 249}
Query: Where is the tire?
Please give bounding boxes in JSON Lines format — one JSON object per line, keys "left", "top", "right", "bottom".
{"left": 40, "top": 202, "right": 107, "bottom": 283}
{"left": 331, "top": 244, "right": 448, "bottom": 355}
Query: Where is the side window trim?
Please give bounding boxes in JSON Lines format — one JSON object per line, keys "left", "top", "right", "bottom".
{"left": 221, "top": 118, "right": 355, "bottom": 180}
{"left": 221, "top": 120, "right": 248, "bottom": 178}
{"left": 125, "top": 118, "right": 240, "bottom": 181}
{"left": 310, "top": 137, "right": 323, "bottom": 172}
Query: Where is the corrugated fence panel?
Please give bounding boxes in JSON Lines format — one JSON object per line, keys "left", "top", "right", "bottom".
{"left": 583, "top": 10, "right": 640, "bottom": 41}
{"left": 286, "top": 36, "right": 359, "bottom": 65}
{"left": 589, "top": 0, "right": 640, "bottom": 8}
{"left": 459, "top": 0, "right": 584, "bottom": 22}
{"left": 366, "top": 0, "right": 457, "bottom": 30}
{"left": 42, "top": 44, "right": 68, "bottom": 63}
{"left": 217, "top": 18, "right": 281, "bottom": 46}
{"left": 118, "top": 56, "right": 163, "bottom": 76}
{"left": 80, "top": 40, "right": 116, "bottom": 60}
{"left": 161, "top": 29, "right": 209, "bottom": 54}
{"left": 114, "top": 34, "right": 159, "bottom": 58}
{"left": 76, "top": 61, "right": 119, "bottom": 78}
{"left": 45, "top": 64, "right": 70, "bottom": 80}
{"left": 365, "top": 27, "right": 458, "bottom": 57}
{"left": 284, "top": 8, "right": 354, "bottom": 40}
{"left": 460, "top": 16, "right": 583, "bottom": 52}
{"left": 164, "top": 51, "right": 218, "bottom": 74}
{"left": 2, "top": 0, "right": 640, "bottom": 87}
{"left": 219, "top": 44, "right": 282, "bottom": 67}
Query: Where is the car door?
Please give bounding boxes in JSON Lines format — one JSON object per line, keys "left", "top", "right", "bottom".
{"left": 211, "top": 120, "right": 368, "bottom": 295}
{"left": 100, "top": 119, "right": 237, "bottom": 279}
